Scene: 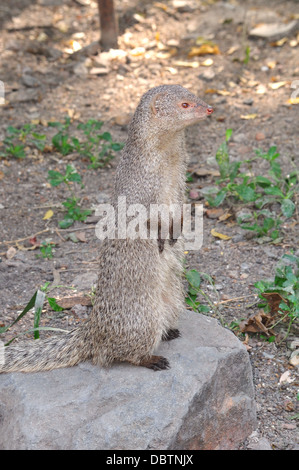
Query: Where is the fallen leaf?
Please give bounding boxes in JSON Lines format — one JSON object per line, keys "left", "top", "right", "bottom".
{"left": 188, "top": 44, "right": 220, "bottom": 57}
{"left": 279, "top": 370, "right": 294, "bottom": 385}
{"left": 270, "top": 37, "right": 288, "bottom": 47}
{"left": 201, "top": 58, "right": 213, "bottom": 66}
{"left": 75, "top": 231, "right": 87, "bottom": 243}
{"left": 256, "top": 84, "right": 267, "bottom": 94}
{"left": 261, "top": 292, "right": 288, "bottom": 314}
{"left": 240, "top": 114, "right": 258, "bottom": 120}
{"left": 193, "top": 167, "right": 220, "bottom": 177}
{"left": 218, "top": 212, "right": 233, "bottom": 222}
{"left": 211, "top": 228, "right": 232, "bottom": 240}
{"left": 43, "top": 209, "right": 54, "bottom": 220}
{"left": 29, "top": 236, "right": 40, "bottom": 247}
{"left": 239, "top": 310, "right": 276, "bottom": 335}
{"left": 226, "top": 45, "right": 239, "bottom": 55}
{"left": 206, "top": 208, "right": 225, "bottom": 219}
{"left": 6, "top": 246, "right": 17, "bottom": 259}
{"left": 268, "top": 81, "right": 287, "bottom": 90}
{"left": 267, "top": 60, "right": 276, "bottom": 69}
{"left": 173, "top": 60, "right": 199, "bottom": 68}
{"left": 0, "top": 170, "right": 4, "bottom": 180}
{"left": 287, "top": 97, "right": 299, "bottom": 105}
{"left": 205, "top": 88, "right": 231, "bottom": 96}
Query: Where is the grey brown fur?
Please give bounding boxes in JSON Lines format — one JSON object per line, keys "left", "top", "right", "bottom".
{"left": 0, "top": 85, "right": 212, "bottom": 373}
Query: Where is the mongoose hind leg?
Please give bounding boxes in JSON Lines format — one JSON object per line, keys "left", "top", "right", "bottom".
{"left": 162, "top": 328, "right": 181, "bottom": 341}
{"left": 138, "top": 355, "right": 170, "bottom": 371}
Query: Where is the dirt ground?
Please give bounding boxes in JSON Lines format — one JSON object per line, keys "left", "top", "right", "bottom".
{"left": 0, "top": 0, "right": 298, "bottom": 450}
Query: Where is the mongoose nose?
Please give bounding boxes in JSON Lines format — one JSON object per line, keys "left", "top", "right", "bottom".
{"left": 206, "top": 106, "right": 214, "bottom": 115}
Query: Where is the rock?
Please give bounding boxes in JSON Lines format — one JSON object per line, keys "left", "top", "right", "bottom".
{"left": 71, "top": 271, "right": 98, "bottom": 290}
{"left": 8, "top": 89, "right": 40, "bottom": 103}
{"left": 232, "top": 132, "right": 246, "bottom": 144}
{"left": 248, "top": 436, "right": 272, "bottom": 450}
{"left": 255, "top": 132, "right": 266, "bottom": 141}
{"left": 189, "top": 189, "right": 200, "bottom": 200}
{"left": 289, "top": 350, "right": 299, "bottom": 367}
{"left": 243, "top": 98, "right": 253, "bottom": 106}
{"left": 0, "top": 311, "right": 256, "bottom": 450}
{"left": 89, "top": 67, "right": 109, "bottom": 76}
{"left": 249, "top": 20, "right": 298, "bottom": 41}
{"left": 73, "top": 62, "right": 88, "bottom": 77}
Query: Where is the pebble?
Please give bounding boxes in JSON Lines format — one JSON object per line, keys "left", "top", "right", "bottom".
{"left": 243, "top": 98, "right": 253, "bottom": 105}
{"left": 189, "top": 189, "right": 199, "bottom": 200}
{"left": 255, "top": 132, "right": 266, "bottom": 141}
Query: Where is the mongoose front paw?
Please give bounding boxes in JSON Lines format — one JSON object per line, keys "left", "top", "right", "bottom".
{"left": 162, "top": 328, "right": 181, "bottom": 341}
{"left": 140, "top": 355, "right": 170, "bottom": 371}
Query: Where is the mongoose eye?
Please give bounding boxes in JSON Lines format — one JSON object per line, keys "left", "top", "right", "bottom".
{"left": 181, "top": 103, "right": 190, "bottom": 108}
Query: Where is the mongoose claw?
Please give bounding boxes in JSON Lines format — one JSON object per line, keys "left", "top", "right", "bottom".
{"left": 140, "top": 355, "right": 170, "bottom": 371}
{"left": 162, "top": 328, "right": 181, "bottom": 341}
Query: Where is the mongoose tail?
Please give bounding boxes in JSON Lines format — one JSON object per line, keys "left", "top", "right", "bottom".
{"left": 0, "top": 325, "right": 91, "bottom": 373}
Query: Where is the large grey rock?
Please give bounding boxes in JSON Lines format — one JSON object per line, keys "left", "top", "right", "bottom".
{"left": 0, "top": 311, "right": 256, "bottom": 450}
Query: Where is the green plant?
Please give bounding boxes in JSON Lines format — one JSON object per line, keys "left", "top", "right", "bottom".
{"left": 0, "top": 124, "right": 46, "bottom": 158}
{"left": 0, "top": 117, "right": 123, "bottom": 167}
{"left": 49, "top": 118, "right": 124, "bottom": 168}
{"left": 0, "top": 283, "right": 67, "bottom": 344}
{"left": 255, "top": 253, "right": 299, "bottom": 340}
{"left": 59, "top": 196, "right": 92, "bottom": 229}
{"left": 47, "top": 165, "right": 91, "bottom": 228}
{"left": 203, "top": 132, "right": 298, "bottom": 241}
{"left": 37, "top": 240, "right": 56, "bottom": 259}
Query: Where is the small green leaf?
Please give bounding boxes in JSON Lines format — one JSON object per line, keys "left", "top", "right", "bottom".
{"left": 281, "top": 199, "right": 295, "bottom": 218}
{"left": 264, "top": 186, "right": 284, "bottom": 197}
{"left": 47, "top": 297, "right": 64, "bottom": 312}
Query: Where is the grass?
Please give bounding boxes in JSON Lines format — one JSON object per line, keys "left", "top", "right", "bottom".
{"left": 201, "top": 129, "right": 298, "bottom": 242}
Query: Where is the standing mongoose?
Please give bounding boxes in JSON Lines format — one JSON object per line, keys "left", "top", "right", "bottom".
{"left": 0, "top": 84, "right": 213, "bottom": 373}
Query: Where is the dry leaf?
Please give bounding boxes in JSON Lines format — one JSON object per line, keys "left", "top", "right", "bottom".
{"left": 43, "top": 209, "right": 54, "bottom": 220}
{"left": 211, "top": 228, "right": 231, "bottom": 240}
{"left": 261, "top": 292, "right": 288, "bottom": 314}
{"left": 206, "top": 208, "right": 225, "bottom": 219}
{"left": 154, "top": 2, "right": 168, "bottom": 11}
{"left": 287, "top": 97, "right": 299, "bottom": 105}
{"left": 173, "top": 60, "right": 199, "bottom": 68}
{"left": 6, "top": 246, "right": 17, "bottom": 259}
{"left": 188, "top": 44, "right": 220, "bottom": 57}
{"left": 239, "top": 310, "right": 276, "bottom": 335}
{"left": 279, "top": 370, "right": 294, "bottom": 385}
{"left": 201, "top": 58, "right": 213, "bottom": 66}
{"left": 268, "top": 81, "right": 287, "bottom": 90}
{"left": 267, "top": 60, "right": 276, "bottom": 69}
{"left": 218, "top": 212, "right": 233, "bottom": 222}
{"left": 130, "top": 47, "right": 146, "bottom": 56}
{"left": 0, "top": 170, "right": 4, "bottom": 180}
{"left": 75, "top": 231, "right": 87, "bottom": 243}
{"left": 241, "top": 114, "right": 257, "bottom": 120}
{"left": 256, "top": 84, "right": 267, "bottom": 94}
{"left": 193, "top": 167, "right": 220, "bottom": 177}
{"left": 226, "top": 45, "right": 239, "bottom": 55}
{"left": 270, "top": 37, "right": 287, "bottom": 47}
{"left": 205, "top": 89, "right": 230, "bottom": 96}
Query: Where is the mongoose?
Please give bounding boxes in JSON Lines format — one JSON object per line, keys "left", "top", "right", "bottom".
{"left": 0, "top": 84, "right": 213, "bottom": 373}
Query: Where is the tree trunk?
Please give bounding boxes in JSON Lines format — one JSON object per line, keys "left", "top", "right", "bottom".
{"left": 97, "top": 0, "right": 118, "bottom": 51}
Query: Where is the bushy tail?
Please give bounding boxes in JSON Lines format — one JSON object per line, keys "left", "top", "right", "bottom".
{"left": 0, "top": 324, "right": 92, "bottom": 373}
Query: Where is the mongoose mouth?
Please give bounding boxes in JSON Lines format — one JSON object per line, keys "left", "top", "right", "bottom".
{"left": 206, "top": 106, "right": 214, "bottom": 115}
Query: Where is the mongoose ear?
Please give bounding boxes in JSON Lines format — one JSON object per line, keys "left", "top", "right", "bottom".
{"left": 150, "top": 92, "right": 167, "bottom": 115}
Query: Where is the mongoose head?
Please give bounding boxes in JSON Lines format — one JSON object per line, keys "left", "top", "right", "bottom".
{"left": 135, "top": 84, "right": 213, "bottom": 134}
